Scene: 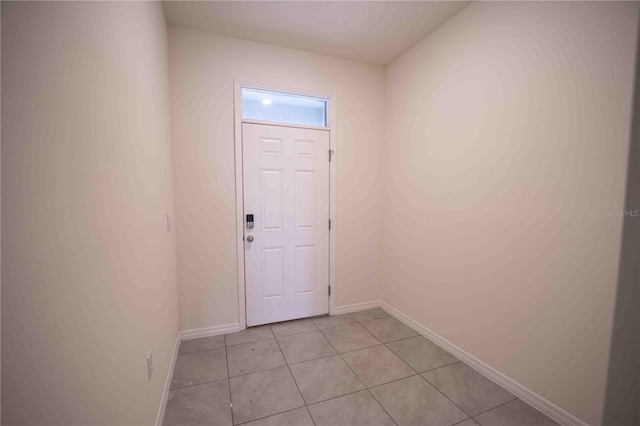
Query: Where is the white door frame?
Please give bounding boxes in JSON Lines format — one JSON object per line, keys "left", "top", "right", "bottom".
{"left": 233, "top": 79, "right": 337, "bottom": 330}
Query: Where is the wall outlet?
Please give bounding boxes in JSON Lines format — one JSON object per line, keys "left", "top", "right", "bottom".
{"left": 167, "top": 214, "right": 173, "bottom": 231}
{"left": 147, "top": 352, "right": 153, "bottom": 381}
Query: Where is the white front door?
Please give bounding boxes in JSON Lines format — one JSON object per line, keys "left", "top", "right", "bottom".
{"left": 242, "top": 123, "right": 330, "bottom": 326}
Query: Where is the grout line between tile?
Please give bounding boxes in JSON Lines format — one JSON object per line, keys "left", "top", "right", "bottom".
{"left": 420, "top": 364, "right": 518, "bottom": 420}
{"left": 311, "top": 324, "right": 403, "bottom": 425}
{"left": 305, "top": 405, "right": 317, "bottom": 426}
{"left": 377, "top": 341, "right": 419, "bottom": 376}
{"left": 382, "top": 333, "right": 425, "bottom": 345}
{"left": 305, "top": 386, "right": 371, "bottom": 407}
{"left": 168, "top": 375, "right": 230, "bottom": 392}
{"left": 345, "top": 335, "right": 404, "bottom": 426}
{"left": 379, "top": 334, "right": 421, "bottom": 344}
{"left": 415, "top": 360, "right": 463, "bottom": 374}
{"left": 338, "top": 341, "right": 384, "bottom": 354}
{"left": 381, "top": 334, "right": 463, "bottom": 375}
{"left": 366, "top": 388, "right": 398, "bottom": 426}
{"left": 235, "top": 406, "right": 310, "bottom": 426}
{"left": 279, "top": 331, "right": 402, "bottom": 367}
{"left": 344, "top": 333, "right": 403, "bottom": 426}
{"left": 370, "top": 335, "right": 466, "bottom": 424}
{"left": 420, "top": 370, "right": 475, "bottom": 419}
{"left": 367, "top": 372, "right": 421, "bottom": 391}
{"left": 224, "top": 339, "right": 235, "bottom": 426}
{"left": 320, "top": 324, "right": 384, "bottom": 354}
{"left": 469, "top": 396, "right": 519, "bottom": 419}
{"left": 276, "top": 329, "right": 337, "bottom": 365}
{"left": 285, "top": 351, "right": 337, "bottom": 367}
{"left": 452, "top": 417, "right": 480, "bottom": 426}
{"left": 314, "top": 326, "right": 368, "bottom": 403}
{"left": 366, "top": 319, "right": 520, "bottom": 423}
{"left": 272, "top": 331, "right": 309, "bottom": 407}
{"left": 224, "top": 342, "right": 389, "bottom": 382}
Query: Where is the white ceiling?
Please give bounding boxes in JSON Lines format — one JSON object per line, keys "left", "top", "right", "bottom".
{"left": 163, "top": 1, "right": 471, "bottom": 66}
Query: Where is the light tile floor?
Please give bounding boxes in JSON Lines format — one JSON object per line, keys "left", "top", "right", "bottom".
{"left": 164, "top": 308, "right": 559, "bottom": 426}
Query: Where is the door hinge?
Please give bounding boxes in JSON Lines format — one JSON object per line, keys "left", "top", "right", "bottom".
{"left": 328, "top": 285, "right": 331, "bottom": 296}
{"left": 329, "top": 149, "right": 334, "bottom": 162}
{"left": 329, "top": 219, "right": 332, "bottom": 230}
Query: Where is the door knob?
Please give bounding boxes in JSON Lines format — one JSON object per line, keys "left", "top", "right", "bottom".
{"left": 246, "top": 235, "right": 254, "bottom": 243}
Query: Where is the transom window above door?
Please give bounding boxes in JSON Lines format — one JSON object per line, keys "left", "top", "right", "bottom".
{"left": 242, "top": 87, "right": 328, "bottom": 127}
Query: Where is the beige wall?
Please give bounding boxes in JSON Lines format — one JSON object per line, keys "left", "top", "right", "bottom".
{"left": 3, "top": 2, "right": 636, "bottom": 424}
{"left": 1, "top": 2, "right": 178, "bottom": 425}
{"left": 603, "top": 13, "right": 640, "bottom": 424}
{"left": 168, "top": 27, "right": 384, "bottom": 331}
{"left": 381, "top": 2, "right": 639, "bottom": 425}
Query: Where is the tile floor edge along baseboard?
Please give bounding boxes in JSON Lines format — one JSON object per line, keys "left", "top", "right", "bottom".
{"left": 179, "top": 322, "right": 242, "bottom": 341}
{"left": 163, "top": 303, "right": 583, "bottom": 426}
{"left": 156, "top": 335, "right": 181, "bottom": 426}
{"left": 379, "top": 301, "right": 588, "bottom": 426}
{"left": 162, "top": 307, "right": 562, "bottom": 425}
{"left": 334, "top": 300, "right": 382, "bottom": 315}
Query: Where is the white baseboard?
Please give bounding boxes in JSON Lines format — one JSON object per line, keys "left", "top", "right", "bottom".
{"left": 379, "top": 301, "right": 587, "bottom": 426}
{"left": 155, "top": 334, "right": 180, "bottom": 426}
{"left": 178, "top": 322, "right": 242, "bottom": 341}
{"left": 155, "top": 323, "right": 241, "bottom": 425}
{"left": 334, "top": 300, "right": 381, "bottom": 315}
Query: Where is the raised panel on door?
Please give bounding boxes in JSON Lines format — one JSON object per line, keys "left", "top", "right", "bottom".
{"left": 295, "top": 171, "right": 315, "bottom": 229}
{"left": 243, "top": 123, "right": 330, "bottom": 326}
{"left": 295, "top": 245, "right": 316, "bottom": 295}
{"left": 262, "top": 248, "right": 284, "bottom": 299}
{"left": 261, "top": 170, "right": 283, "bottom": 231}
